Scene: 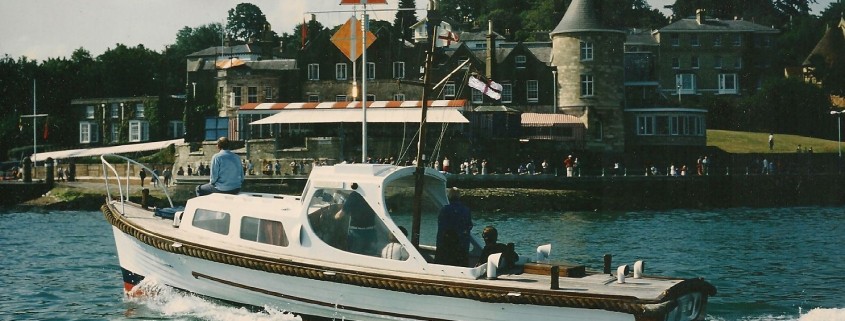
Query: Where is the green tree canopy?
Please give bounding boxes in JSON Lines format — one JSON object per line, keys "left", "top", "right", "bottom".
{"left": 226, "top": 3, "right": 269, "bottom": 41}
{"left": 394, "top": 0, "right": 418, "bottom": 42}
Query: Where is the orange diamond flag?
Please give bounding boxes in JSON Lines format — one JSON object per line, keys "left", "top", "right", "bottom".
{"left": 331, "top": 16, "right": 376, "bottom": 61}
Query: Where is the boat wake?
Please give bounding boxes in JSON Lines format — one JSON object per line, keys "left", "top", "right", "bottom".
{"left": 707, "top": 308, "right": 845, "bottom": 321}
{"left": 122, "top": 278, "right": 300, "bottom": 321}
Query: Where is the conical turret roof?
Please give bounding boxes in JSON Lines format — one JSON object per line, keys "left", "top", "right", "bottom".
{"left": 550, "top": 0, "right": 622, "bottom": 36}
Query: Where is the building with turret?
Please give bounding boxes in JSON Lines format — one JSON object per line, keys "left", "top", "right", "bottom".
{"left": 550, "top": 0, "right": 627, "bottom": 153}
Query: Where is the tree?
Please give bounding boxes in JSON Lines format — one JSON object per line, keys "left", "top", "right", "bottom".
{"left": 394, "top": 0, "right": 418, "bottom": 42}
{"left": 819, "top": 2, "right": 845, "bottom": 26}
{"left": 438, "top": 0, "right": 485, "bottom": 26}
{"left": 743, "top": 78, "right": 831, "bottom": 138}
{"left": 174, "top": 23, "right": 224, "bottom": 55}
{"left": 226, "top": 3, "right": 269, "bottom": 41}
{"left": 521, "top": 0, "right": 566, "bottom": 38}
{"left": 97, "top": 44, "right": 162, "bottom": 97}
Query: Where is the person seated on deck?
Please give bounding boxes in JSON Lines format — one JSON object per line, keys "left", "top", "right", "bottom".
{"left": 381, "top": 226, "right": 409, "bottom": 260}
{"left": 196, "top": 137, "right": 245, "bottom": 196}
{"left": 477, "top": 226, "right": 519, "bottom": 270}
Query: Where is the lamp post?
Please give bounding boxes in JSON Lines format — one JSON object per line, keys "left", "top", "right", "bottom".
{"left": 552, "top": 70, "right": 557, "bottom": 114}
{"left": 831, "top": 110, "right": 844, "bottom": 157}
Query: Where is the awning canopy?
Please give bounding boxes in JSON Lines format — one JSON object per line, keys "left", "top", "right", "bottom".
{"left": 250, "top": 108, "right": 468, "bottom": 125}
{"left": 33, "top": 139, "right": 183, "bottom": 161}
{"left": 474, "top": 105, "right": 521, "bottom": 113}
{"left": 246, "top": 100, "right": 469, "bottom": 125}
{"left": 521, "top": 113, "right": 583, "bottom": 127}
{"left": 240, "top": 99, "right": 467, "bottom": 112}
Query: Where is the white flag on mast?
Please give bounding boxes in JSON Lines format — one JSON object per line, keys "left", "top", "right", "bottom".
{"left": 468, "top": 76, "right": 503, "bottom": 100}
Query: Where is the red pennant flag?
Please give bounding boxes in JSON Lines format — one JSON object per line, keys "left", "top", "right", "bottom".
{"left": 43, "top": 118, "right": 49, "bottom": 140}
{"left": 301, "top": 18, "right": 307, "bottom": 49}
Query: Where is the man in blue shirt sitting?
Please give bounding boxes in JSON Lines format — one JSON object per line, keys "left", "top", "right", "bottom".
{"left": 196, "top": 137, "right": 244, "bottom": 196}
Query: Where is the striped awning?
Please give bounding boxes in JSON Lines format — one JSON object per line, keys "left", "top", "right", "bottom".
{"left": 240, "top": 99, "right": 467, "bottom": 112}
{"left": 249, "top": 107, "right": 468, "bottom": 125}
{"left": 521, "top": 113, "right": 583, "bottom": 127}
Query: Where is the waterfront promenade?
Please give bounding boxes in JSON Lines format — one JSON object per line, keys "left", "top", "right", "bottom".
{"left": 16, "top": 170, "right": 844, "bottom": 213}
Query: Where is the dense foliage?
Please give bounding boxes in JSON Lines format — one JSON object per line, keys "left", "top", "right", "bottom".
{"left": 0, "top": 0, "right": 842, "bottom": 160}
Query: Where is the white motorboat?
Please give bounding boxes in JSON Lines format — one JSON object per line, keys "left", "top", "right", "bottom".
{"left": 100, "top": 154, "right": 715, "bottom": 321}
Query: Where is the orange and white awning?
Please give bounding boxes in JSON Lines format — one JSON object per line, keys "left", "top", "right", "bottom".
{"left": 240, "top": 99, "right": 466, "bottom": 111}
{"left": 247, "top": 100, "right": 469, "bottom": 125}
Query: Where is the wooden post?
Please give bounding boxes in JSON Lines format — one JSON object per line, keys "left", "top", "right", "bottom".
{"left": 141, "top": 188, "right": 150, "bottom": 209}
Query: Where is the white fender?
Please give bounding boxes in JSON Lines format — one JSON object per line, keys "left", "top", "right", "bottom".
{"left": 487, "top": 253, "right": 503, "bottom": 280}
{"left": 535, "top": 244, "right": 551, "bottom": 262}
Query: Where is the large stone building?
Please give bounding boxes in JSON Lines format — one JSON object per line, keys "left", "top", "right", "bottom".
{"left": 71, "top": 96, "right": 183, "bottom": 146}
{"left": 653, "top": 9, "right": 779, "bottom": 99}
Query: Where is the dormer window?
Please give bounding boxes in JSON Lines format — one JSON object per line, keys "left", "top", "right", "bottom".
{"left": 515, "top": 55, "right": 526, "bottom": 68}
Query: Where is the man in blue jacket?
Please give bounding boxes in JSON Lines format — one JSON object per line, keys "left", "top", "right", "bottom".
{"left": 196, "top": 137, "right": 244, "bottom": 196}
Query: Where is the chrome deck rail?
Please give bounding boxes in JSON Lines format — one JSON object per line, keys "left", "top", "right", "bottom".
{"left": 100, "top": 154, "right": 174, "bottom": 213}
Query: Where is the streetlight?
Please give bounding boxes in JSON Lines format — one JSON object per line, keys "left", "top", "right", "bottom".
{"left": 831, "top": 110, "right": 844, "bottom": 157}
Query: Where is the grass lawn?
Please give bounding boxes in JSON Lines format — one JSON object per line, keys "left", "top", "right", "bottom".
{"left": 707, "top": 130, "right": 841, "bottom": 153}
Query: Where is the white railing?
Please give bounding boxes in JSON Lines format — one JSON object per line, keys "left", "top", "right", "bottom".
{"left": 100, "top": 154, "right": 174, "bottom": 213}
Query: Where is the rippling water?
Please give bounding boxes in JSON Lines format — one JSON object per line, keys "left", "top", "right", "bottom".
{"left": 1, "top": 207, "right": 842, "bottom": 321}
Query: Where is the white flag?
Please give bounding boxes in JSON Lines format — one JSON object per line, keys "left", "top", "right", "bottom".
{"left": 468, "top": 76, "right": 503, "bottom": 100}
{"left": 436, "top": 29, "right": 460, "bottom": 47}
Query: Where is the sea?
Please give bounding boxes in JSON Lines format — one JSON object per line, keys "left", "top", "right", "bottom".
{"left": 1, "top": 206, "right": 843, "bottom": 321}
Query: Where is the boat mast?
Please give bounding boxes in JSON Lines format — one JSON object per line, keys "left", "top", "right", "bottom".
{"left": 411, "top": 1, "right": 439, "bottom": 248}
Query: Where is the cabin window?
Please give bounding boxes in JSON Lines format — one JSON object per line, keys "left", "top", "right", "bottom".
{"left": 192, "top": 208, "right": 231, "bottom": 235}
{"left": 241, "top": 217, "right": 289, "bottom": 246}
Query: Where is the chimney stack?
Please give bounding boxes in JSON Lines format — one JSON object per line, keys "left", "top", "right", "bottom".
{"left": 696, "top": 9, "right": 705, "bottom": 25}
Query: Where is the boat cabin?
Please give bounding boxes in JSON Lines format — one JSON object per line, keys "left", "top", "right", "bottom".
{"left": 175, "top": 164, "right": 490, "bottom": 279}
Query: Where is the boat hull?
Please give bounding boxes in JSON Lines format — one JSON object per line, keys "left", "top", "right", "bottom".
{"left": 112, "top": 226, "right": 639, "bottom": 321}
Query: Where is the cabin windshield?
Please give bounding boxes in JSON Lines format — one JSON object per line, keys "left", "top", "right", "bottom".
{"left": 306, "top": 187, "right": 411, "bottom": 261}
{"left": 382, "top": 175, "right": 449, "bottom": 259}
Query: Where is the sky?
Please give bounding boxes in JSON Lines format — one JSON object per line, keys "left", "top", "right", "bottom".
{"left": 0, "top": 0, "right": 830, "bottom": 61}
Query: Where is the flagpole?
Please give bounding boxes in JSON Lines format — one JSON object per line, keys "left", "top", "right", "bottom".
{"left": 361, "top": 5, "right": 369, "bottom": 163}
{"left": 32, "top": 79, "right": 37, "bottom": 177}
